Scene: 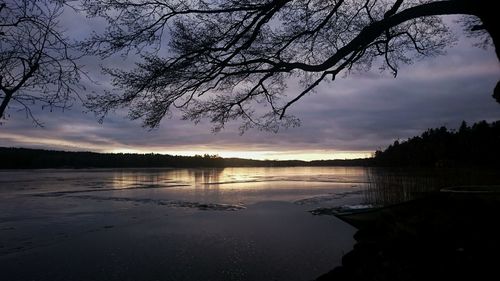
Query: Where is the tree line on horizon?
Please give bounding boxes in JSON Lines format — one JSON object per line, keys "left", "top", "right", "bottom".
{"left": 0, "top": 120, "right": 498, "bottom": 169}
{"left": 372, "top": 120, "right": 500, "bottom": 167}
{"left": 0, "top": 148, "right": 368, "bottom": 169}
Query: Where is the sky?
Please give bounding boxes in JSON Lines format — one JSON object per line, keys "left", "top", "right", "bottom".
{"left": 0, "top": 6, "right": 499, "bottom": 161}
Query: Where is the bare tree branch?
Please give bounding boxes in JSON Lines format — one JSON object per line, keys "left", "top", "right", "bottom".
{"left": 0, "top": 0, "right": 84, "bottom": 123}
{"left": 82, "top": 0, "right": 498, "bottom": 131}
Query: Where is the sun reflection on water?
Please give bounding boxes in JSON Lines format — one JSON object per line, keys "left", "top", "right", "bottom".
{"left": 108, "top": 166, "right": 369, "bottom": 191}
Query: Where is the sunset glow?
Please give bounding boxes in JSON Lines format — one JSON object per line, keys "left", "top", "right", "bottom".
{"left": 107, "top": 148, "right": 372, "bottom": 161}
{"left": 2, "top": 1, "right": 500, "bottom": 281}
{"left": 0, "top": 5, "right": 498, "bottom": 162}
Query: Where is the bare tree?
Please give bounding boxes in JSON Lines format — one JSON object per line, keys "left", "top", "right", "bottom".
{"left": 82, "top": 0, "right": 499, "bottom": 132}
{"left": 0, "top": 0, "right": 82, "bottom": 125}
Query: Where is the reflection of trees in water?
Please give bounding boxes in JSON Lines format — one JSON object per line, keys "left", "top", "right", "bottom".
{"left": 191, "top": 169, "right": 224, "bottom": 203}
{"left": 364, "top": 168, "right": 500, "bottom": 206}
{"left": 111, "top": 171, "right": 172, "bottom": 189}
{"left": 191, "top": 168, "right": 223, "bottom": 185}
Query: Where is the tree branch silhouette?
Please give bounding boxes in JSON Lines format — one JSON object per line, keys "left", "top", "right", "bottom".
{"left": 0, "top": 0, "right": 84, "bottom": 125}
{"left": 82, "top": 0, "right": 498, "bottom": 131}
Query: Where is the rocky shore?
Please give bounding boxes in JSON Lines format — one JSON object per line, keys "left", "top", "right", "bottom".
{"left": 315, "top": 190, "right": 500, "bottom": 281}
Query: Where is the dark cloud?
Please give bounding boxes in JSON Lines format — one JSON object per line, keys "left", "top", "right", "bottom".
{"left": 1, "top": 10, "right": 499, "bottom": 160}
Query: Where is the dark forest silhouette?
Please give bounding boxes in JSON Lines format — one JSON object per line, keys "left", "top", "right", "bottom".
{"left": 373, "top": 120, "right": 500, "bottom": 167}
{"left": 1, "top": 120, "right": 499, "bottom": 169}
{"left": 0, "top": 148, "right": 368, "bottom": 169}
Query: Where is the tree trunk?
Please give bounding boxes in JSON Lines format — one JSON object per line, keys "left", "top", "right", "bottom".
{"left": 473, "top": 0, "right": 500, "bottom": 102}
{"left": 0, "top": 90, "right": 13, "bottom": 119}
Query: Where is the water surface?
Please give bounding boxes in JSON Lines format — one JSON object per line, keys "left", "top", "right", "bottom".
{"left": 1, "top": 167, "right": 367, "bottom": 281}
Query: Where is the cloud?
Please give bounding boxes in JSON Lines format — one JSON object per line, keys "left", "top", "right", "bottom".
{"left": 1, "top": 10, "right": 499, "bottom": 160}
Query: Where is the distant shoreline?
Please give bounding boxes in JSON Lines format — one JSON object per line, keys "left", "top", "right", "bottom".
{"left": 3, "top": 120, "right": 498, "bottom": 169}
{"left": 0, "top": 147, "right": 372, "bottom": 169}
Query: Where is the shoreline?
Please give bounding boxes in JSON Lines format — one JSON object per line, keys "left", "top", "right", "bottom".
{"left": 315, "top": 190, "right": 500, "bottom": 281}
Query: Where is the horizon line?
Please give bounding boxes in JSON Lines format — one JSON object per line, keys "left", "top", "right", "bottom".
{"left": 1, "top": 146, "right": 374, "bottom": 162}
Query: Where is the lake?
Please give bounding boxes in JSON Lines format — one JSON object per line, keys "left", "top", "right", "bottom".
{"left": 1, "top": 166, "right": 496, "bottom": 281}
